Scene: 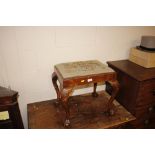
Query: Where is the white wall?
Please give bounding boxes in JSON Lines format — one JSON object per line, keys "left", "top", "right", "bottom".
{"left": 0, "top": 52, "right": 9, "bottom": 87}
{"left": 0, "top": 26, "right": 155, "bottom": 128}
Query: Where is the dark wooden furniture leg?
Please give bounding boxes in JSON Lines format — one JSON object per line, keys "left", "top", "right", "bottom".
{"left": 60, "top": 87, "right": 73, "bottom": 127}
{"left": 106, "top": 80, "right": 119, "bottom": 115}
{"left": 52, "top": 72, "right": 74, "bottom": 127}
{"left": 52, "top": 72, "right": 61, "bottom": 106}
{"left": 92, "top": 83, "right": 98, "bottom": 97}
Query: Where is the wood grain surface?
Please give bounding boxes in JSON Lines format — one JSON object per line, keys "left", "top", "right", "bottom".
{"left": 28, "top": 91, "right": 135, "bottom": 129}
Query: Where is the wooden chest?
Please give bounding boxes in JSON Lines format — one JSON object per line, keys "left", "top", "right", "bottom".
{"left": 106, "top": 60, "right": 155, "bottom": 128}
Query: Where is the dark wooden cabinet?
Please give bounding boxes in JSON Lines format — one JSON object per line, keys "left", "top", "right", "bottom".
{"left": 0, "top": 86, "right": 24, "bottom": 129}
{"left": 106, "top": 60, "right": 155, "bottom": 128}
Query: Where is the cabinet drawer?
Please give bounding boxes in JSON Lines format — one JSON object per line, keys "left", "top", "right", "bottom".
{"left": 132, "top": 104, "right": 155, "bottom": 128}
{"left": 137, "top": 79, "right": 155, "bottom": 106}
{"left": 133, "top": 115, "right": 155, "bottom": 128}
{"left": 132, "top": 117, "right": 155, "bottom": 129}
{"left": 136, "top": 103, "right": 155, "bottom": 118}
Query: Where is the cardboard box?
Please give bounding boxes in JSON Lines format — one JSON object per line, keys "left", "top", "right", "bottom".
{"left": 129, "top": 47, "right": 155, "bottom": 68}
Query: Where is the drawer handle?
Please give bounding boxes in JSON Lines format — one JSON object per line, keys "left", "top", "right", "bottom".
{"left": 152, "top": 90, "right": 155, "bottom": 95}
{"left": 144, "top": 119, "right": 149, "bottom": 125}
{"left": 148, "top": 107, "right": 153, "bottom": 112}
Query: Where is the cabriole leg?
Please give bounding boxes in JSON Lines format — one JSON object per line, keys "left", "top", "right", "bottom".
{"left": 52, "top": 72, "right": 61, "bottom": 106}
{"left": 60, "top": 87, "right": 73, "bottom": 127}
{"left": 106, "top": 80, "right": 119, "bottom": 115}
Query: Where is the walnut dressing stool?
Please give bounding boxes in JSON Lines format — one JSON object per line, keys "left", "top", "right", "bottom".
{"left": 52, "top": 60, "right": 119, "bottom": 127}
